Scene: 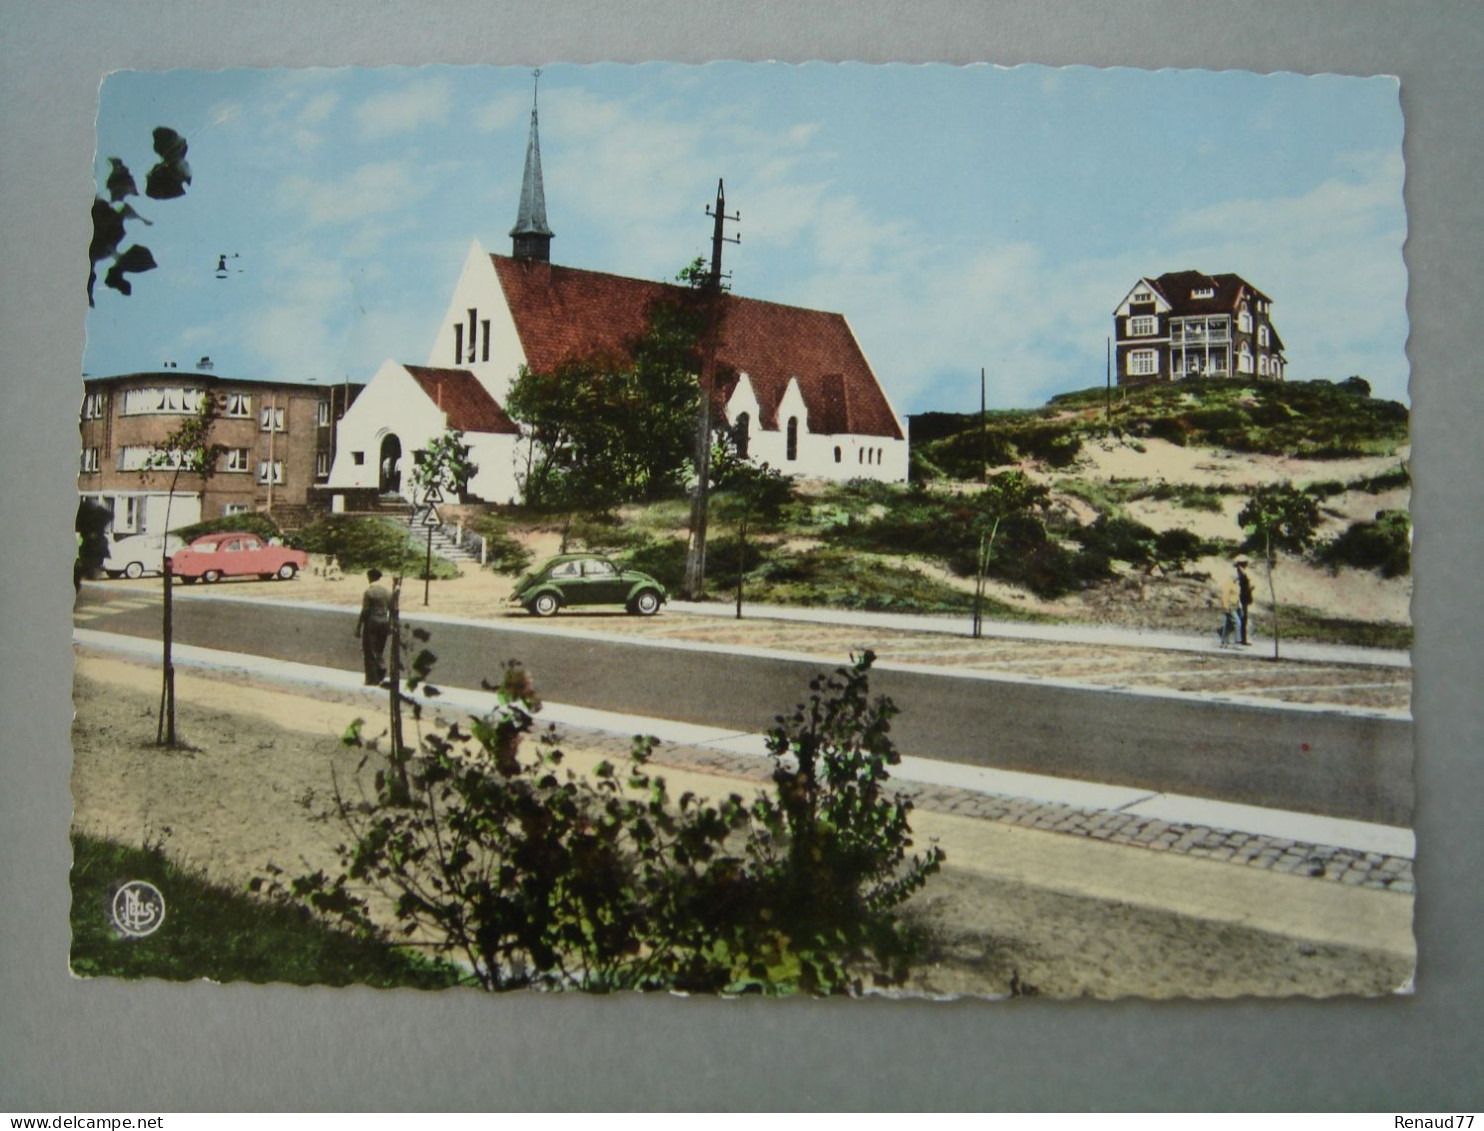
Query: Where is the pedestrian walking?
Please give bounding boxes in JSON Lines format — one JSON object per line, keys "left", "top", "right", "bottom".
{"left": 1234, "top": 559, "right": 1255, "bottom": 646}
{"left": 1217, "top": 570, "right": 1239, "bottom": 648}
{"left": 355, "top": 568, "right": 393, "bottom": 685}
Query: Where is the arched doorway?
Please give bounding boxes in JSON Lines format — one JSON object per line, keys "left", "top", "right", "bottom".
{"left": 378, "top": 433, "right": 402, "bottom": 494}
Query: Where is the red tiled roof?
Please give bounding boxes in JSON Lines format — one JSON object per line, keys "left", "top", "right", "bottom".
{"left": 491, "top": 256, "right": 903, "bottom": 440}
{"left": 404, "top": 365, "right": 520, "bottom": 435}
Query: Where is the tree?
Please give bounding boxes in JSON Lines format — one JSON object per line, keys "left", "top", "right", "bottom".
{"left": 719, "top": 460, "right": 790, "bottom": 618}
{"left": 1237, "top": 483, "right": 1321, "bottom": 660}
{"left": 269, "top": 650, "right": 941, "bottom": 994}
{"left": 970, "top": 470, "right": 1050, "bottom": 638}
{"left": 143, "top": 395, "right": 225, "bottom": 745}
{"left": 506, "top": 296, "right": 705, "bottom": 514}
{"left": 89, "top": 127, "right": 192, "bottom": 306}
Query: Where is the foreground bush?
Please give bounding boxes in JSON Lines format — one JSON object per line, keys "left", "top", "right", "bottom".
{"left": 270, "top": 652, "right": 942, "bottom": 995}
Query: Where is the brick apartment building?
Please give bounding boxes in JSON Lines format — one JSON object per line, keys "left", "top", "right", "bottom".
{"left": 78, "top": 365, "right": 361, "bottom": 536}
{"left": 1113, "top": 271, "right": 1286, "bottom": 387}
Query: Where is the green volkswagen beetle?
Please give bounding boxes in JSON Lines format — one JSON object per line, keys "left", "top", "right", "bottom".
{"left": 509, "top": 553, "right": 667, "bottom": 617}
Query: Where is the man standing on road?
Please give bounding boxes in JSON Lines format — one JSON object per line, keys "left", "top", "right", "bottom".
{"left": 1234, "top": 559, "right": 1255, "bottom": 646}
{"left": 355, "top": 568, "right": 393, "bottom": 684}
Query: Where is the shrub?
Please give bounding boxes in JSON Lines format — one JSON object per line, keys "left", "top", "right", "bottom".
{"left": 1076, "top": 515, "right": 1157, "bottom": 566}
{"left": 172, "top": 512, "right": 282, "bottom": 543}
{"left": 618, "top": 537, "right": 689, "bottom": 591}
{"left": 271, "top": 653, "right": 941, "bottom": 995}
{"left": 471, "top": 516, "right": 533, "bottom": 577}
{"left": 1317, "top": 510, "right": 1411, "bottom": 578}
{"left": 1350, "top": 464, "right": 1411, "bottom": 494}
{"left": 293, "top": 516, "right": 460, "bottom": 580}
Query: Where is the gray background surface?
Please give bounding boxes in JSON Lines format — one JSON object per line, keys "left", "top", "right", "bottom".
{"left": 3, "top": 0, "right": 1480, "bottom": 1112}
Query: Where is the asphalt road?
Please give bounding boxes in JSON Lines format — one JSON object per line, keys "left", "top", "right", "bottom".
{"left": 75, "top": 587, "right": 1414, "bottom": 825}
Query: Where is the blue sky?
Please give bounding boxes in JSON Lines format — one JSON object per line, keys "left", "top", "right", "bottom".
{"left": 84, "top": 62, "right": 1408, "bottom": 411}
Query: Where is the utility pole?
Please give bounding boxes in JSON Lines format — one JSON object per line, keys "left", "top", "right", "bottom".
{"left": 1105, "top": 337, "right": 1112, "bottom": 430}
{"left": 682, "top": 178, "right": 740, "bottom": 601}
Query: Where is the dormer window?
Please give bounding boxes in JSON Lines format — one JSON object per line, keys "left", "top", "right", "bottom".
{"left": 1133, "top": 289, "right": 1153, "bottom": 303}
{"left": 1192, "top": 287, "right": 1215, "bottom": 300}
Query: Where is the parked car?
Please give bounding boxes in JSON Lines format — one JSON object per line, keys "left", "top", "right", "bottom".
{"left": 102, "top": 532, "right": 184, "bottom": 579}
{"left": 509, "top": 553, "right": 666, "bottom": 617}
{"left": 169, "top": 532, "right": 307, "bottom": 583}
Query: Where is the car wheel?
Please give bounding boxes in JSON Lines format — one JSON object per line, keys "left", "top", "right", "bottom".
{"left": 203, "top": 569, "right": 222, "bottom": 583}
{"left": 124, "top": 561, "right": 144, "bottom": 580}
{"left": 631, "top": 589, "right": 661, "bottom": 617}
{"left": 276, "top": 563, "right": 298, "bottom": 580}
{"left": 105, "top": 570, "right": 122, "bottom": 580}
{"left": 532, "top": 592, "right": 559, "bottom": 617}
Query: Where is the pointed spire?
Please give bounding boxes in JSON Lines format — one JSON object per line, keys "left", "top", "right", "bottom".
{"left": 510, "top": 69, "right": 554, "bottom": 262}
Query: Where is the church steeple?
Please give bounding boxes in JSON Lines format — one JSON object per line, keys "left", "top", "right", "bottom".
{"left": 510, "top": 70, "right": 554, "bottom": 262}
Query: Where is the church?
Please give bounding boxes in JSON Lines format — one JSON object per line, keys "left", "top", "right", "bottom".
{"left": 326, "top": 91, "right": 908, "bottom": 508}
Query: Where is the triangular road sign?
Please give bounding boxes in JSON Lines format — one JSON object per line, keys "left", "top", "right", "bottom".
{"left": 421, "top": 484, "right": 445, "bottom": 505}
{"left": 421, "top": 506, "right": 441, "bottom": 528}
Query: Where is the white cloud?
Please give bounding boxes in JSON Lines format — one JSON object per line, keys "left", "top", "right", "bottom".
{"left": 355, "top": 77, "right": 452, "bottom": 139}
{"left": 474, "top": 91, "right": 528, "bottom": 134}
{"left": 280, "top": 160, "right": 433, "bottom": 227}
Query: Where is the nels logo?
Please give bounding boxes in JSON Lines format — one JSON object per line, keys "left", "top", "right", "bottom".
{"left": 110, "top": 880, "right": 166, "bottom": 938}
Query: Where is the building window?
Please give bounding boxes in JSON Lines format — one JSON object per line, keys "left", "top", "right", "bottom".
{"left": 223, "top": 392, "right": 252, "bottom": 418}
{"left": 1128, "top": 315, "right": 1157, "bottom": 337}
{"left": 734, "top": 412, "right": 751, "bottom": 459}
{"left": 1258, "top": 356, "right": 1268, "bottom": 377}
{"left": 256, "top": 460, "right": 285, "bottom": 485}
{"left": 223, "top": 448, "right": 251, "bottom": 472}
{"left": 121, "top": 386, "right": 205, "bottom": 416}
{"left": 260, "top": 406, "right": 286, "bottom": 432}
{"left": 352, "top": 451, "right": 365, "bottom": 466}
{"left": 1238, "top": 306, "right": 1253, "bottom": 334}
{"left": 1127, "top": 349, "right": 1159, "bottom": 377}
{"left": 81, "top": 392, "right": 107, "bottom": 420}
{"left": 316, "top": 452, "right": 330, "bottom": 478}
{"left": 223, "top": 503, "right": 251, "bottom": 517}
{"left": 80, "top": 447, "right": 100, "bottom": 473}
{"left": 1191, "top": 287, "right": 1215, "bottom": 300}
{"left": 1238, "top": 343, "right": 1254, "bottom": 374}
{"left": 785, "top": 417, "right": 799, "bottom": 461}
{"left": 317, "top": 399, "right": 331, "bottom": 427}
{"left": 834, "top": 446, "right": 842, "bottom": 463}
{"left": 1258, "top": 325, "right": 1270, "bottom": 347}
{"left": 119, "top": 445, "right": 186, "bottom": 471}
{"left": 122, "top": 497, "right": 142, "bottom": 531}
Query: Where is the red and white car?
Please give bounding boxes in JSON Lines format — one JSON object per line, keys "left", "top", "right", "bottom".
{"left": 169, "top": 532, "right": 307, "bottom": 583}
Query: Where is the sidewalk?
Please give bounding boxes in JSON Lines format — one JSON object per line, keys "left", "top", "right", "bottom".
{"left": 666, "top": 598, "right": 1412, "bottom": 669}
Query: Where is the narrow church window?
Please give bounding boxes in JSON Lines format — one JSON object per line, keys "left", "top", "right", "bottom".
{"left": 454, "top": 324, "right": 464, "bottom": 366}
{"left": 467, "top": 308, "right": 478, "bottom": 363}
{"left": 735, "top": 412, "right": 751, "bottom": 458}
{"left": 834, "top": 446, "right": 841, "bottom": 463}
{"left": 786, "top": 417, "right": 798, "bottom": 461}
{"left": 482, "top": 320, "right": 491, "bottom": 362}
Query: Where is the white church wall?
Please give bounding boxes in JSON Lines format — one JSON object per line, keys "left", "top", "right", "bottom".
{"left": 463, "top": 432, "right": 521, "bottom": 505}
{"left": 425, "top": 240, "right": 528, "bottom": 405}
{"left": 721, "top": 376, "right": 906, "bottom": 484}
{"left": 327, "top": 361, "right": 451, "bottom": 495}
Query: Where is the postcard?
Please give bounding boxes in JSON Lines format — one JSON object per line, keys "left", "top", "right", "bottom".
{"left": 72, "top": 61, "right": 1412, "bottom": 998}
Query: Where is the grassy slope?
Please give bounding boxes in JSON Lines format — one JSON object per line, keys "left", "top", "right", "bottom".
{"left": 70, "top": 832, "right": 467, "bottom": 988}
